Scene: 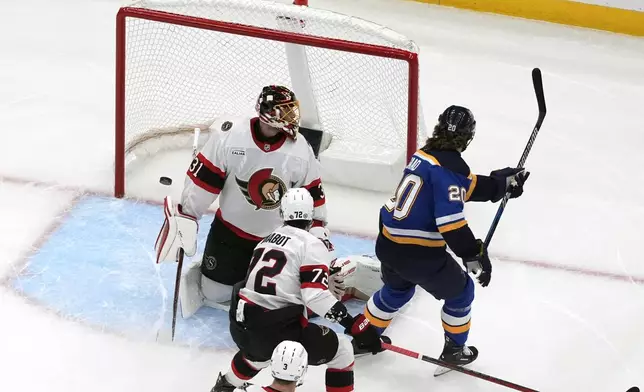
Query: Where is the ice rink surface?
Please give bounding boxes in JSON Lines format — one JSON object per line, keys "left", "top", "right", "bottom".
{"left": 2, "top": 0, "right": 644, "bottom": 391}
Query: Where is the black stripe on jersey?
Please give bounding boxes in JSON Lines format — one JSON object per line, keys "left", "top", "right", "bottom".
{"left": 300, "top": 264, "right": 329, "bottom": 290}
{"left": 187, "top": 153, "right": 225, "bottom": 194}
{"left": 304, "top": 179, "right": 325, "bottom": 207}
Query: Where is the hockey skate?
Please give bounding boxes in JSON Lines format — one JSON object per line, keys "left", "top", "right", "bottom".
{"left": 210, "top": 372, "right": 249, "bottom": 392}
{"left": 434, "top": 336, "right": 478, "bottom": 377}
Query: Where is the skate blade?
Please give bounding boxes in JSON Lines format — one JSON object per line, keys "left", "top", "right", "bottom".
{"left": 434, "top": 365, "right": 452, "bottom": 377}
{"left": 434, "top": 362, "right": 473, "bottom": 377}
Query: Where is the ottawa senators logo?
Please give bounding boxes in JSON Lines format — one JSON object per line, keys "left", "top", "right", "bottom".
{"left": 236, "top": 168, "right": 287, "bottom": 210}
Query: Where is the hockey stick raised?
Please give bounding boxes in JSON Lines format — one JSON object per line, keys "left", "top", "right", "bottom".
{"left": 382, "top": 342, "right": 538, "bottom": 392}
{"left": 484, "top": 68, "right": 547, "bottom": 247}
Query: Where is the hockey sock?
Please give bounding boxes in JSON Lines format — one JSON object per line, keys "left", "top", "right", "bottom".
{"left": 227, "top": 351, "right": 264, "bottom": 386}
{"left": 364, "top": 285, "right": 415, "bottom": 333}
{"left": 441, "top": 276, "right": 475, "bottom": 346}
{"left": 325, "top": 367, "right": 354, "bottom": 392}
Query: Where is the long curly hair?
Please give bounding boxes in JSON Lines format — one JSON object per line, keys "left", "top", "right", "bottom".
{"left": 422, "top": 124, "right": 473, "bottom": 153}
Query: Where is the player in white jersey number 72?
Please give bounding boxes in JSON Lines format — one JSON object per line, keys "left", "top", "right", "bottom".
{"left": 211, "top": 188, "right": 384, "bottom": 392}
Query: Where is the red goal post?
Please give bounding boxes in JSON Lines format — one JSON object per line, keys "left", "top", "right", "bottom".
{"left": 115, "top": 0, "right": 422, "bottom": 198}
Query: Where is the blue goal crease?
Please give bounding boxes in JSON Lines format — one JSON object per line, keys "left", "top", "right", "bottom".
{"left": 11, "top": 195, "right": 375, "bottom": 349}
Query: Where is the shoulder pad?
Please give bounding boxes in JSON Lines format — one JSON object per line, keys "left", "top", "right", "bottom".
{"left": 428, "top": 150, "right": 471, "bottom": 177}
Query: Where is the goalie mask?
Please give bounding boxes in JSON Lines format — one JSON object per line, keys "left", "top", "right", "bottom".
{"left": 256, "top": 85, "right": 300, "bottom": 139}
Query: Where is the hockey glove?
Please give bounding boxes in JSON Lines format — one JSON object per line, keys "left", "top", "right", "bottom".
{"left": 463, "top": 240, "right": 492, "bottom": 287}
{"left": 345, "top": 314, "right": 383, "bottom": 354}
{"left": 328, "top": 258, "right": 358, "bottom": 300}
{"left": 490, "top": 167, "right": 530, "bottom": 202}
{"left": 154, "top": 196, "right": 198, "bottom": 263}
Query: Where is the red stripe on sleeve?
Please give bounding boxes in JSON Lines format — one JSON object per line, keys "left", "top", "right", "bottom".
{"left": 303, "top": 178, "right": 321, "bottom": 190}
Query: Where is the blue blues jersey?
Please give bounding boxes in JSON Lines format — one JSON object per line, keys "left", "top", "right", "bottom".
{"left": 381, "top": 150, "right": 477, "bottom": 249}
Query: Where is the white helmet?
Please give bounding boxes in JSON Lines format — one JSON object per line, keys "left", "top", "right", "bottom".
{"left": 270, "top": 340, "right": 308, "bottom": 382}
{"left": 280, "top": 188, "right": 314, "bottom": 223}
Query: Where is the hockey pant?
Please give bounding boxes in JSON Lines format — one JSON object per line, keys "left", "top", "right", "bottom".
{"left": 201, "top": 213, "right": 261, "bottom": 286}
{"left": 364, "top": 234, "right": 475, "bottom": 346}
{"left": 226, "top": 283, "right": 354, "bottom": 391}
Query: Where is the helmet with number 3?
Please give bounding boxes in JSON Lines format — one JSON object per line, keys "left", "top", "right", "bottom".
{"left": 256, "top": 85, "right": 301, "bottom": 139}
{"left": 271, "top": 340, "right": 309, "bottom": 382}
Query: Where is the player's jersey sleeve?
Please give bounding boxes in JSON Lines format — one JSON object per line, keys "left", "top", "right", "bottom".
{"left": 180, "top": 126, "right": 228, "bottom": 219}
{"left": 299, "top": 144, "right": 327, "bottom": 227}
{"left": 430, "top": 167, "right": 479, "bottom": 258}
{"left": 465, "top": 173, "right": 504, "bottom": 202}
{"left": 299, "top": 238, "right": 337, "bottom": 317}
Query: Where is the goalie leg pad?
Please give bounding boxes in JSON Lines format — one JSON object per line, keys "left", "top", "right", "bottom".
{"left": 179, "top": 260, "right": 204, "bottom": 319}
{"left": 338, "top": 255, "right": 382, "bottom": 300}
{"left": 202, "top": 274, "right": 234, "bottom": 306}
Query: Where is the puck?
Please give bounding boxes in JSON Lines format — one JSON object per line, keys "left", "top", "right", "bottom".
{"left": 159, "top": 176, "right": 173, "bottom": 186}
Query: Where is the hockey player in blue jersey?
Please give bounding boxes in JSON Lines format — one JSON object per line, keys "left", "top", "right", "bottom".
{"left": 363, "top": 105, "right": 529, "bottom": 373}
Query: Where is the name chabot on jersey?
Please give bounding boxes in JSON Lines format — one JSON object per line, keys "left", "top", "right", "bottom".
{"left": 261, "top": 232, "right": 292, "bottom": 247}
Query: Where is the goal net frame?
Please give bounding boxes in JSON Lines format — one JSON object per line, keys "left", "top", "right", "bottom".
{"left": 115, "top": 1, "right": 419, "bottom": 198}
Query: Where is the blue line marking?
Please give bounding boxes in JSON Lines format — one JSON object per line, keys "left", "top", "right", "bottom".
{"left": 12, "top": 196, "right": 375, "bottom": 349}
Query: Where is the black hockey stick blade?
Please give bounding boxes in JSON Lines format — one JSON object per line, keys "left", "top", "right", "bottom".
{"left": 484, "top": 68, "right": 547, "bottom": 247}
{"left": 533, "top": 68, "right": 546, "bottom": 115}
{"left": 171, "top": 248, "right": 185, "bottom": 341}
{"left": 383, "top": 342, "right": 538, "bottom": 391}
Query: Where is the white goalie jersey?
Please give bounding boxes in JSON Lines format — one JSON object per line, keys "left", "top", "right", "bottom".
{"left": 238, "top": 224, "right": 338, "bottom": 319}
{"left": 180, "top": 116, "right": 327, "bottom": 239}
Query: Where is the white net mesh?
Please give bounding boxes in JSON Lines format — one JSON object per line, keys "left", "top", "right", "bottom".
{"left": 120, "top": 0, "right": 425, "bottom": 187}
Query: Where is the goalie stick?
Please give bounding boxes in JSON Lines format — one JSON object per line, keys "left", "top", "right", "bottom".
{"left": 166, "top": 127, "right": 201, "bottom": 342}
{"left": 484, "top": 68, "right": 547, "bottom": 247}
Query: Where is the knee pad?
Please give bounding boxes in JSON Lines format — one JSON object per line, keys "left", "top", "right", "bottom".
{"left": 326, "top": 335, "right": 354, "bottom": 370}
{"left": 376, "top": 285, "right": 416, "bottom": 312}
{"left": 365, "top": 285, "right": 415, "bottom": 331}
{"left": 444, "top": 275, "right": 475, "bottom": 310}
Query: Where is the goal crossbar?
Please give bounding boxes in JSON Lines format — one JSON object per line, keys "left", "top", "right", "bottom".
{"left": 115, "top": 5, "right": 420, "bottom": 197}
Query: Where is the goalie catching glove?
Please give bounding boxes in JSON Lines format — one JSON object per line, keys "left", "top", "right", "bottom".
{"left": 154, "top": 196, "right": 198, "bottom": 263}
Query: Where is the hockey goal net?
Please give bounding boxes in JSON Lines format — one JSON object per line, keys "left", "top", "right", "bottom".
{"left": 116, "top": 0, "right": 424, "bottom": 197}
